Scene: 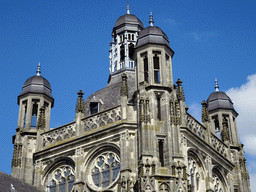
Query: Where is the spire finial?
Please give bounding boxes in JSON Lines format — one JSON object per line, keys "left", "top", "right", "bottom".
{"left": 127, "top": 0, "right": 130, "bottom": 14}
{"left": 36, "top": 63, "right": 41, "bottom": 76}
{"left": 215, "top": 78, "right": 219, "bottom": 91}
{"left": 149, "top": 12, "right": 154, "bottom": 26}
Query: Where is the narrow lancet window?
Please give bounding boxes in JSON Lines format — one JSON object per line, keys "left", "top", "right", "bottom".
{"left": 159, "top": 139, "right": 164, "bottom": 166}
{"left": 156, "top": 94, "right": 161, "bottom": 120}
{"left": 144, "top": 56, "right": 148, "bottom": 83}
{"left": 120, "top": 45, "right": 125, "bottom": 61}
{"left": 31, "top": 100, "right": 39, "bottom": 128}
{"left": 154, "top": 54, "right": 160, "bottom": 84}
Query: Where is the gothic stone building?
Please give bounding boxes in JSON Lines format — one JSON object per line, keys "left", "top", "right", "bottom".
{"left": 11, "top": 9, "right": 251, "bottom": 192}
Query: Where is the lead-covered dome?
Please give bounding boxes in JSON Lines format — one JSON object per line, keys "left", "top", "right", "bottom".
{"left": 207, "top": 91, "right": 234, "bottom": 112}
{"left": 114, "top": 14, "right": 144, "bottom": 28}
{"left": 18, "top": 75, "right": 53, "bottom": 100}
{"left": 136, "top": 26, "right": 172, "bottom": 51}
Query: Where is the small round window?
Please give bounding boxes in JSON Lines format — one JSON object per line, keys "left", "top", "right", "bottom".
{"left": 90, "top": 152, "right": 120, "bottom": 189}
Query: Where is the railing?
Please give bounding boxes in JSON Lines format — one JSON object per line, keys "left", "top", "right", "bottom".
{"left": 42, "top": 122, "right": 76, "bottom": 147}
{"left": 186, "top": 113, "right": 207, "bottom": 141}
{"left": 83, "top": 106, "right": 121, "bottom": 133}
{"left": 210, "top": 133, "right": 228, "bottom": 158}
{"left": 185, "top": 113, "right": 228, "bottom": 158}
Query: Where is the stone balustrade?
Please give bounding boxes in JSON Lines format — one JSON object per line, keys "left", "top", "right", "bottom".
{"left": 186, "top": 113, "right": 207, "bottom": 141}
{"left": 185, "top": 113, "right": 228, "bottom": 158}
{"left": 42, "top": 122, "right": 76, "bottom": 147}
{"left": 83, "top": 106, "right": 121, "bottom": 132}
{"left": 210, "top": 133, "right": 228, "bottom": 158}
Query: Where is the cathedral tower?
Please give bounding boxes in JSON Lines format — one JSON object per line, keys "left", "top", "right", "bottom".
{"left": 12, "top": 64, "right": 54, "bottom": 184}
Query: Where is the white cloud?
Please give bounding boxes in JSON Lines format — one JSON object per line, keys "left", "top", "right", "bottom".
{"left": 226, "top": 74, "right": 256, "bottom": 156}
{"left": 249, "top": 173, "right": 256, "bottom": 191}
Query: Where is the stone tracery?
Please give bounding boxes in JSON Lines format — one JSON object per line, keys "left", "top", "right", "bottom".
{"left": 45, "top": 165, "right": 75, "bottom": 192}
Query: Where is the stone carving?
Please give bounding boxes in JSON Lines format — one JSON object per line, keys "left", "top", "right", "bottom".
{"left": 11, "top": 143, "right": 22, "bottom": 167}
{"left": 83, "top": 107, "right": 121, "bottom": 132}
{"left": 221, "top": 117, "right": 229, "bottom": 142}
{"left": 35, "top": 159, "right": 42, "bottom": 169}
{"left": 201, "top": 100, "right": 209, "bottom": 123}
{"left": 75, "top": 90, "right": 85, "bottom": 113}
{"left": 239, "top": 158, "right": 250, "bottom": 180}
{"left": 75, "top": 147, "right": 83, "bottom": 156}
{"left": 139, "top": 98, "right": 151, "bottom": 123}
{"left": 186, "top": 113, "right": 206, "bottom": 141}
{"left": 37, "top": 106, "right": 45, "bottom": 130}
{"left": 159, "top": 182, "right": 170, "bottom": 192}
{"left": 145, "top": 99, "right": 150, "bottom": 123}
{"left": 42, "top": 123, "right": 76, "bottom": 147}
{"left": 121, "top": 129, "right": 129, "bottom": 141}
{"left": 212, "top": 173, "right": 224, "bottom": 192}
{"left": 120, "top": 73, "right": 128, "bottom": 97}
{"left": 139, "top": 98, "right": 145, "bottom": 123}
{"left": 176, "top": 78, "right": 185, "bottom": 101}
{"left": 151, "top": 161, "right": 156, "bottom": 175}
{"left": 210, "top": 134, "right": 228, "bottom": 157}
{"left": 170, "top": 99, "right": 181, "bottom": 125}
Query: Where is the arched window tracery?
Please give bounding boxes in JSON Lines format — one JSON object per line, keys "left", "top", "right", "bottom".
{"left": 159, "top": 183, "right": 169, "bottom": 192}
{"left": 188, "top": 153, "right": 204, "bottom": 192}
{"left": 46, "top": 165, "right": 75, "bottom": 192}
{"left": 212, "top": 171, "right": 225, "bottom": 192}
{"left": 90, "top": 152, "right": 120, "bottom": 190}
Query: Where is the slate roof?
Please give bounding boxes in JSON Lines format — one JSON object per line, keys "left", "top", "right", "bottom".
{"left": 114, "top": 14, "right": 144, "bottom": 28}
{"left": 207, "top": 91, "right": 235, "bottom": 112}
{"left": 0, "top": 172, "right": 41, "bottom": 192}
{"left": 18, "top": 75, "right": 54, "bottom": 103}
{"left": 136, "top": 26, "right": 171, "bottom": 49}
{"left": 84, "top": 69, "right": 136, "bottom": 117}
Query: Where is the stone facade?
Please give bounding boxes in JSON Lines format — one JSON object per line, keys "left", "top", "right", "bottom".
{"left": 11, "top": 9, "right": 251, "bottom": 192}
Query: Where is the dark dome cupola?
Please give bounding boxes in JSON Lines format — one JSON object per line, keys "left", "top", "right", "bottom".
{"left": 109, "top": 4, "right": 144, "bottom": 77}
{"left": 207, "top": 79, "right": 236, "bottom": 113}
{"left": 17, "top": 64, "right": 54, "bottom": 130}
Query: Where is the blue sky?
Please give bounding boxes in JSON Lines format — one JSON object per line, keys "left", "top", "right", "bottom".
{"left": 1, "top": 0, "right": 256, "bottom": 188}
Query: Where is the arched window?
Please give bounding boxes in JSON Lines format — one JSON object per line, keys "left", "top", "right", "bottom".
{"left": 188, "top": 153, "right": 205, "bottom": 192}
{"left": 31, "top": 99, "right": 39, "bottom": 128}
{"left": 89, "top": 152, "right": 120, "bottom": 190}
{"left": 212, "top": 171, "right": 226, "bottom": 192}
{"left": 46, "top": 165, "right": 75, "bottom": 192}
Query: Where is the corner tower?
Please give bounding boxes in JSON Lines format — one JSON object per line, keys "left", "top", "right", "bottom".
{"left": 133, "top": 13, "right": 188, "bottom": 192}
{"left": 12, "top": 64, "right": 54, "bottom": 184}
{"left": 204, "top": 79, "right": 250, "bottom": 192}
